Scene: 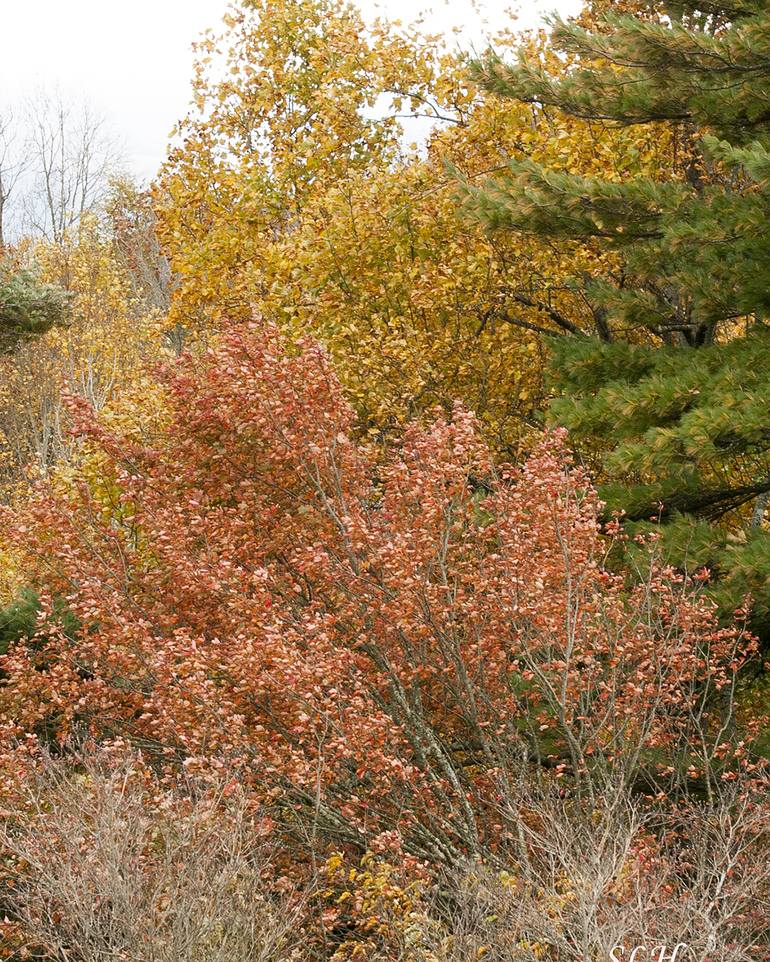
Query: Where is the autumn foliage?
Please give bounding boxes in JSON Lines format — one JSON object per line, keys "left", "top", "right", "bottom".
{"left": 0, "top": 321, "right": 766, "bottom": 957}
{"left": 155, "top": 0, "right": 680, "bottom": 454}
{"left": 0, "top": 324, "right": 761, "bottom": 824}
{"left": 1, "top": 1, "right": 770, "bottom": 958}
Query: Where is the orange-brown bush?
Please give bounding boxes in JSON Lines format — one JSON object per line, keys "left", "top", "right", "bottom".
{"left": 1, "top": 323, "right": 765, "bottom": 851}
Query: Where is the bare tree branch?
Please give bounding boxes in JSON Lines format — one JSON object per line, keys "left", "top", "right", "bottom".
{"left": 0, "top": 108, "right": 29, "bottom": 249}
{"left": 22, "top": 91, "right": 123, "bottom": 244}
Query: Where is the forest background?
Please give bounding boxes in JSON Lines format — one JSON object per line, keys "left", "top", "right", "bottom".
{"left": 0, "top": 1, "right": 769, "bottom": 960}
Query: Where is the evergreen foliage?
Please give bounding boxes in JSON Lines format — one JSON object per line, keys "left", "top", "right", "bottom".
{"left": 0, "top": 588, "right": 41, "bottom": 658}
{"left": 462, "top": 0, "right": 770, "bottom": 633}
{"left": 0, "top": 267, "right": 71, "bottom": 353}
{"left": 0, "top": 588, "right": 79, "bottom": 660}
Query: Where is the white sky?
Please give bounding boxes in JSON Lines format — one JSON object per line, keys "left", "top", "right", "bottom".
{"left": 0, "top": 0, "right": 580, "bottom": 183}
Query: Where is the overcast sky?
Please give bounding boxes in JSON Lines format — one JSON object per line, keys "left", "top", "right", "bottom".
{"left": 0, "top": 0, "right": 580, "bottom": 183}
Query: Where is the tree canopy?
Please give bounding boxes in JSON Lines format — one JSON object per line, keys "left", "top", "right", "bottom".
{"left": 463, "top": 0, "right": 770, "bottom": 631}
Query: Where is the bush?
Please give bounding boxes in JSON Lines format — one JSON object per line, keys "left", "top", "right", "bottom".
{"left": 0, "top": 268, "right": 71, "bottom": 351}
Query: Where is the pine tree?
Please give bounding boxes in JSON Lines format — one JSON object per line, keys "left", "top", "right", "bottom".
{"left": 0, "top": 266, "right": 71, "bottom": 352}
{"left": 461, "top": 0, "right": 770, "bottom": 635}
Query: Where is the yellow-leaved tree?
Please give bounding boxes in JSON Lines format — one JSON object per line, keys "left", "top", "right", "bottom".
{"left": 156, "top": 0, "right": 680, "bottom": 453}
{"left": 155, "top": 0, "right": 685, "bottom": 454}
{"left": 0, "top": 214, "right": 165, "bottom": 497}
